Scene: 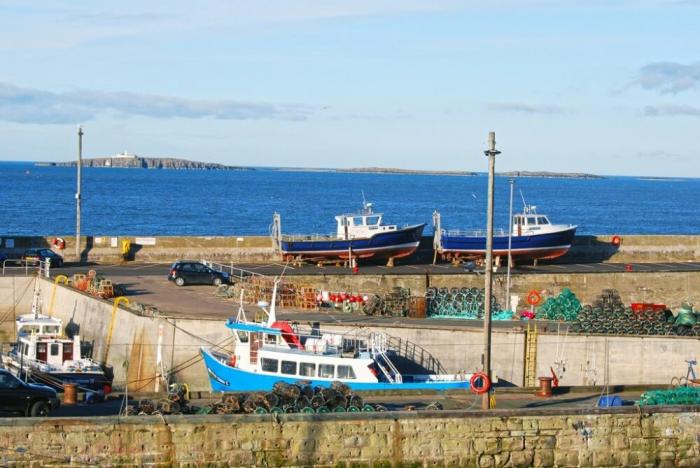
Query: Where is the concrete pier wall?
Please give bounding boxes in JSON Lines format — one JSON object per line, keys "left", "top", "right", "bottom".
{"left": 0, "top": 275, "right": 35, "bottom": 343}
{"left": 0, "top": 408, "right": 698, "bottom": 466}
{"left": 2, "top": 234, "right": 700, "bottom": 264}
{"left": 1, "top": 277, "right": 695, "bottom": 391}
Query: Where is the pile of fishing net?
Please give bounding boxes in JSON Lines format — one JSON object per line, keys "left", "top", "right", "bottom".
{"left": 638, "top": 387, "right": 700, "bottom": 406}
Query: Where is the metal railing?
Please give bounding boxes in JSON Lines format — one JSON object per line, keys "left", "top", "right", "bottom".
{"left": 201, "top": 260, "right": 265, "bottom": 282}
{"left": 2, "top": 259, "right": 51, "bottom": 277}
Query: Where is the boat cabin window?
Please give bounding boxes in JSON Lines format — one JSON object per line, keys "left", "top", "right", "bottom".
{"left": 352, "top": 217, "right": 364, "bottom": 226}
{"left": 236, "top": 331, "right": 249, "bottom": 343}
{"left": 537, "top": 216, "right": 549, "bottom": 225}
{"left": 527, "top": 217, "right": 536, "bottom": 225}
{"left": 261, "top": 358, "right": 278, "bottom": 373}
{"left": 280, "top": 361, "right": 297, "bottom": 375}
{"left": 264, "top": 334, "right": 277, "bottom": 345}
{"left": 50, "top": 343, "right": 60, "bottom": 356}
{"left": 318, "top": 364, "right": 335, "bottom": 379}
{"left": 337, "top": 365, "right": 356, "bottom": 380}
{"left": 44, "top": 325, "right": 60, "bottom": 335}
{"left": 366, "top": 216, "right": 380, "bottom": 226}
{"left": 299, "top": 362, "right": 316, "bottom": 377}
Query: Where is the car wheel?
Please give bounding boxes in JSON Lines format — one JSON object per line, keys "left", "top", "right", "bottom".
{"left": 29, "top": 400, "right": 49, "bottom": 417}
{"left": 174, "top": 277, "right": 186, "bottom": 287}
{"left": 213, "top": 277, "right": 223, "bottom": 286}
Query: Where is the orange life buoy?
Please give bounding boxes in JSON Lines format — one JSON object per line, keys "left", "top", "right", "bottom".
{"left": 52, "top": 237, "right": 65, "bottom": 250}
{"left": 470, "top": 372, "right": 491, "bottom": 394}
{"left": 611, "top": 235, "right": 621, "bottom": 246}
{"left": 526, "top": 290, "right": 542, "bottom": 306}
{"left": 228, "top": 355, "right": 237, "bottom": 367}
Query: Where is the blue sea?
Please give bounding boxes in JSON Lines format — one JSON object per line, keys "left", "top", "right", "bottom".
{"left": 1, "top": 161, "right": 698, "bottom": 236}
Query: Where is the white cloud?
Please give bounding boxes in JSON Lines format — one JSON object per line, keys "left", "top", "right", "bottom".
{"left": 643, "top": 104, "right": 700, "bottom": 117}
{"left": 0, "top": 82, "right": 315, "bottom": 124}
{"left": 487, "top": 102, "right": 568, "bottom": 115}
{"left": 634, "top": 61, "right": 700, "bottom": 94}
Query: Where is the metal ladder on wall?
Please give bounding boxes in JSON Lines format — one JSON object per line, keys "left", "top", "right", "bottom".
{"left": 370, "top": 333, "right": 402, "bottom": 384}
{"left": 524, "top": 322, "right": 538, "bottom": 387}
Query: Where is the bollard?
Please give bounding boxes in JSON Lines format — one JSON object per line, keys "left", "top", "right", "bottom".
{"left": 535, "top": 377, "right": 553, "bottom": 397}
{"left": 63, "top": 383, "right": 77, "bottom": 405}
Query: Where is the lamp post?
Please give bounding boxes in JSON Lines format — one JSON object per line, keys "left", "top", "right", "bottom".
{"left": 75, "top": 126, "right": 83, "bottom": 261}
{"left": 506, "top": 177, "right": 515, "bottom": 311}
{"left": 482, "top": 131, "right": 500, "bottom": 410}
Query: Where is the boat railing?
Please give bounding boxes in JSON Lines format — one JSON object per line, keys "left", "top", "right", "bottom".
{"left": 443, "top": 228, "right": 508, "bottom": 237}
{"left": 280, "top": 232, "right": 337, "bottom": 242}
{"left": 369, "top": 332, "right": 402, "bottom": 384}
{"left": 385, "top": 335, "right": 448, "bottom": 376}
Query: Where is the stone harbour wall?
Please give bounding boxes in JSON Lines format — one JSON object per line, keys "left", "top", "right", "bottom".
{"left": 2, "top": 234, "right": 700, "bottom": 264}
{"left": 1, "top": 407, "right": 698, "bottom": 466}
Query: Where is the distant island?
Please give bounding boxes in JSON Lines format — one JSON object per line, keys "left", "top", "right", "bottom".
{"left": 274, "top": 167, "right": 477, "bottom": 176}
{"left": 43, "top": 152, "right": 251, "bottom": 171}
{"left": 498, "top": 171, "right": 604, "bottom": 179}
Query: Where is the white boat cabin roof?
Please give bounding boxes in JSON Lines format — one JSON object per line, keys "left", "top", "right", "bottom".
{"left": 16, "top": 314, "right": 63, "bottom": 336}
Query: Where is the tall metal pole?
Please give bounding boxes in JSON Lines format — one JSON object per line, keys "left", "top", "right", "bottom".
{"left": 482, "top": 131, "right": 500, "bottom": 409}
{"left": 75, "top": 126, "right": 83, "bottom": 261}
{"left": 506, "top": 178, "right": 515, "bottom": 311}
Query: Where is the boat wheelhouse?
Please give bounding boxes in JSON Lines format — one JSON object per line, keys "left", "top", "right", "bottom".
{"left": 434, "top": 204, "right": 577, "bottom": 262}
{"left": 201, "top": 284, "right": 470, "bottom": 392}
{"left": 271, "top": 201, "right": 426, "bottom": 263}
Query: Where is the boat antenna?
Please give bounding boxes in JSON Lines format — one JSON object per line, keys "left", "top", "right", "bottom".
{"left": 361, "top": 190, "right": 367, "bottom": 209}
{"left": 519, "top": 190, "right": 528, "bottom": 211}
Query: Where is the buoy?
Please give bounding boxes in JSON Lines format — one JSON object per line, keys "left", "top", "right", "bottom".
{"left": 52, "top": 237, "right": 66, "bottom": 250}
{"left": 469, "top": 372, "right": 491, "bottom": 395}
{"left": 526, "top": 290, "right": 542, "bottom": 306}
{"left": 611, "top": 235, "right": 621, "bottom": 246}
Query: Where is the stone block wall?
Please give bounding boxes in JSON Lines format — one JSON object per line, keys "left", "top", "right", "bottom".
{"left": 3, "top": 234, "right": 700, "bottom": 264}
{"left": 1, "top": 407, "right": 698, "bottom": 466}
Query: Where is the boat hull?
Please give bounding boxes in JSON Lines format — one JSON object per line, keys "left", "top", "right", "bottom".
{"left": 439, "top": 226, "right": 577, "bottom": 261}
{"left": 7, "top": 366, "right": 112, "bottom": 392}
{"left": 201, "top": 348, "right": 469, "bottom": 392}
{"left": 280, "top": 224, "right": 426, "bottom": 260}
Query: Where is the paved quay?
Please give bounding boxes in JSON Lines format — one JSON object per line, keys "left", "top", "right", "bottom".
{"left": 49, "top": 387, "right": 647, "bottom": 417}
{"left": 52, "top": 259, "right": 700, "bottom": 278}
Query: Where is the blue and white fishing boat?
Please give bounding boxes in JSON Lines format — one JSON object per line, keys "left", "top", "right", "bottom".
{"left": 434, "top": 204, "right": 577, "bottom": 263}
{"left": 271, "top": 200, "right": 426, "bottom": 262}
{"left": 200, "top": 283, "right": 470, "bottom": 392}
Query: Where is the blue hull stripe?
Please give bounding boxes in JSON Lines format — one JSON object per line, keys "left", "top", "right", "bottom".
{"left": 201, "top": 349, "right": 469, "bottom": 392}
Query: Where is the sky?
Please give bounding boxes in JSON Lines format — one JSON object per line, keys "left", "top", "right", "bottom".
{"left": 0, "top": 0, "right": 699, "bottom": 176}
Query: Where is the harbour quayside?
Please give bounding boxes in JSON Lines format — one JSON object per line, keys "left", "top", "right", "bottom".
{"left": 1, "top": 290, "right": 113, "bottom": 394}
{"left": 270, "top": 199, "right": 426, "bottom": 264}
{"left": 433, "top": 200, "right": 577, "bottom": 263}
{"left": 200, "top": 283, "right": 472, "bottom": 392}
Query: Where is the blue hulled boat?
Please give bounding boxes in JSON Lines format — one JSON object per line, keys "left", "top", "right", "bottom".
{"left": 271, "top": 201, "right": 425, "bottom": 262}
{"left": 201, "top": 282, "right": 470, "bottom": 392}
{"left": 435, "top": 205, "right": 577, "bottom": 262}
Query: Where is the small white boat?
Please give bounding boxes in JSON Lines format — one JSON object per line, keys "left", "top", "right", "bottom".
{"left": 1, "top": 290, "right": 112, "bottom": 393}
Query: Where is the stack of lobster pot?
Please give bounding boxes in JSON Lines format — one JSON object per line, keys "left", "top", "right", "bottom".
{"left": 426, "top": 287, "right": 500, "bottom": 319}
{"left": 569, "top": 289, "right": 700, "bottom": 336}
